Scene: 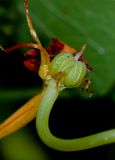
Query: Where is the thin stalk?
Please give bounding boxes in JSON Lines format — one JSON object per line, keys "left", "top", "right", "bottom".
{"left": 36, "top": 79, "right": 115, "bottom": 151}
{"left": 2, "top": 43, "right": 39, "bottom": 53}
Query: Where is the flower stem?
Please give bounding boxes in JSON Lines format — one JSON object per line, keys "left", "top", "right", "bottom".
{"left": 36, "top": 79, "right": 115, "bottom": 151}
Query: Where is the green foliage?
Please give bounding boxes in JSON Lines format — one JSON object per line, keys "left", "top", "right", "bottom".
{"left": 1, "top": 129, "right": 50, "bottom": 160}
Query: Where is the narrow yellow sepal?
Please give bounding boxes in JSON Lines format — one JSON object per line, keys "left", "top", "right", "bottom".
{"left": 0, "top": 91, "right": 44, "bottom": 139}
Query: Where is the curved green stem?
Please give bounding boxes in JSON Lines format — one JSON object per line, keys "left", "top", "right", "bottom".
{"left": 36, "top": 79, "right": 115, "bottom": 151}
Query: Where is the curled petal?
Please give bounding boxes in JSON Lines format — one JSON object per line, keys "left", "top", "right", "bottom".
{"left": 24, "top": 58, "right": 39, "bottom": 72}
{"left": 24, "top": 49, "right": 40, "bottom": 72}
{"left": 4, "top": 43, "right": 39, "bottom": 53}
{"left": 24, "top": 0, "right": 42, "bottom": 46}
{"left": 24, "top": 0, "right": 50, "bottom": 66}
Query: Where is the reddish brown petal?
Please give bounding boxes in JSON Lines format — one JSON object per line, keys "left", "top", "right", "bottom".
{"left": 47, "top": 39, "right": 64, "bottom": 55}
{"left": 61, "top": 41, "right": 77, "bottom": 53}
{"left": 24, "top": 49, "right": 40, "bottom": 72}
{"left": 4, "top": 43, "right": 38, "bottom": 53}
{"left": 47, "top": 39, "right": 77, "bottom": 56}
{"left": 24, "top": 58, "right": 39, "bottom": 72}
{"left": 24, "top": 49, "right": 39, "bottom": 57}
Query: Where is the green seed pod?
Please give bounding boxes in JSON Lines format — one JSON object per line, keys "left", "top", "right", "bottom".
{"left": 64, "top": 61, "right": 86, "bottom": 87}
{"left": 50, "top": 53, "right": 75, "bottom": 75}
{"left": 50, "top": 52, "right": 86, "bottom": 87}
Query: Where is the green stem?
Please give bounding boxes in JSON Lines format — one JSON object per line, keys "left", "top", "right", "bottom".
{"left": 36, "top": 79, "right": 115, "bottom": 151}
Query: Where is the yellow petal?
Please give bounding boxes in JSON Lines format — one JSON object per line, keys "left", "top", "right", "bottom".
{"left": 0, "top": 91, "right": 44, "bottom": 139}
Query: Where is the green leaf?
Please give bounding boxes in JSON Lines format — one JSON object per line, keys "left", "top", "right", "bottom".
{"left": 1, "top": 129, "right": 50, "bottom": 160}
{"left": 17, "top": 0, "right": 115, "bottom": 96}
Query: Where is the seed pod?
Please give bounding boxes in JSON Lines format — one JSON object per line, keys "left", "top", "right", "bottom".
{"left": 50, "top": 52, "right": 74, "bottom": 75}
{"left": 64, "top": 61, "right": 86, "bottom": 87}
{"left": 50, "top": 52, "right": 86, "bottom": 87}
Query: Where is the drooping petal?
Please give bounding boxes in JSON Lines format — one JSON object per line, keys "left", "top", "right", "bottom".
{"left": 4, "top": 43, "right": 38, "bottom": 53}
{"left": 0, "top": 91, "right": 44, "bottom": 139}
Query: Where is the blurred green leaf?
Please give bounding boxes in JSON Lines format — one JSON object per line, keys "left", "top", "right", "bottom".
{"left": 0, "top": 88, "right": 41, "bottom": 122}
{"left": 112, "top": 86, "right": 115, "bottom": 103}
{"left": 17, "top": 0, "right": 115, "bottom": 96}
{"left": 1, "top": 129, "right": 50, "bottom": 160}
{"left": 0, "top": 88, "right": 40, "bottom": 102}
{"left": 0, "top": 0, "right": 20, "bottom": 45}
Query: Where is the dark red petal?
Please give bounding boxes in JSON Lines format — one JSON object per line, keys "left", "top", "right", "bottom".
{"left": 47, "top": 39, "right": 64, "bottom": 55}
{"left": 24, "top": 58, "right": 39, "bottom": 72}
{"left": 24, "top": 49, "right": 39, "bottom": 57}
{"left": 24, "top": 49, "right": 40, "bottom": 72}
{"left": 4, "top": 43, "right": 38, "bottom": 53}
{"left": 47, "top": 38, "right": 77, "bottom": 55}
